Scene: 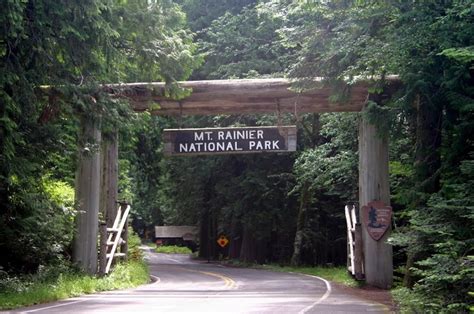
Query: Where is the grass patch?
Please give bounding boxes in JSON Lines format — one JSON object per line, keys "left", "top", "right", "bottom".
{"left": 260, "top": 265, "right": 360, "bottom": 287}
{"left": 0, "top": 260, "right": 149, "bottom": 310}
{"left": 146, "top": 242, "right": 156, "bottom": 248}
{"left": 155, "top": 245, "right": 192, "bottom": 254}
{"left": 391, "top": 287, "right": 425, "bottom": 313}
{"left": 0, "top": 227, "right": 149, "bottom": 310}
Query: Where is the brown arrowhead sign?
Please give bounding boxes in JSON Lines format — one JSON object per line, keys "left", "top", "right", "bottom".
{"left": 361, "top": 201, "right": 392, "bottom": 241}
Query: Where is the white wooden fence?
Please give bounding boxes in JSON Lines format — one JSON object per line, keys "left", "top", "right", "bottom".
{"left": 99, "top": 203, "right": 130, "bottom": 275}
{"left": 345, "top": 204, "right": 364, "bottom": 280}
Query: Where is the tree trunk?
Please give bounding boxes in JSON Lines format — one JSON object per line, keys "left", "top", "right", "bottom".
{"left": 301, "top": 114, "right": 321, "bottom": 148}
{"left": 100, "top": 131, "right": 119, "bottom": 228}
{"left": 359, "top": 109, "right": 392, "bottom": 289}
{"left": 403, "top": 253, "right": 415, "bottom": 287}
{"left": 228, "top": 216, "right": 242, "bottom": 259}
{"left": 73, "top": 116, "right": 101, "bottom": 274}
{"left": 98, "top": 222, "right": 107, "bottom": 276}
{"left": 291, "top": 182, "right": 311, "bottom": 266}
{"left": 414, "top": 95, "right": 442, "bottom": 195}
{"left": 240, "top": 225, "right": 257, "bottom": 263}
{"left": 255, "top": 238, "right": 268, "bottom": 264}
{"left": 403, "top": 95, "right": 442, "bottom": 286}
{"left": 198, "top": 208, "right": 210, "bottom": 259}
{"left": 291, "top": 230, "right": 304, "bottom": 266}
{"left": 209, "top": 207, "right": 218, "bottom": 260}
{"left": 0, "top": 99, "right": 10, "bottom": 220}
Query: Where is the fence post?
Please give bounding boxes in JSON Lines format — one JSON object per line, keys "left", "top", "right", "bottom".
{"left": 99, "top": 222, "right": 107, "bottom": 276}
{"left": 354, "top": 223, "right": 364, "bottom": 280}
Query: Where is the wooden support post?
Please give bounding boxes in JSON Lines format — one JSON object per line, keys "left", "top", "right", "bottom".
{"left": 120, "top": 214, "right": 129, "bottom": 261}
{"left": 358, "top": 112, "right": 393, "bottom": 289}
{"left": 99, "top": 222, "right": 107, "bottom": 276}
{"left": 73, "top": 116, "right": 101, "bottom": 274}
{"left": 354, "top": 223, "right": 364, "bottom": 280}
{"left": 100, "top": 131, "right": 119, "bottom": 229}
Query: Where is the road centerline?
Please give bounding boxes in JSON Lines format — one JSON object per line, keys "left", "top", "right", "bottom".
{"left": 172, "top": 266, "right": 237, "bottom": 290}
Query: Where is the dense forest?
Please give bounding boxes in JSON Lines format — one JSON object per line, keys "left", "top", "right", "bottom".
{"left": 1, "top": 1, "right": 473, "bottom": 312}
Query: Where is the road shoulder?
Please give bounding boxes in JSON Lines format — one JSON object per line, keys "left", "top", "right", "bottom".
{"left": 330, "top": 281, "right": 397, "bottom": 312}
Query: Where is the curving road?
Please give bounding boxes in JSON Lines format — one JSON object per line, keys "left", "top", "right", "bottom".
{"left": 12, "top": 248, "right": 390, "bottom": 313}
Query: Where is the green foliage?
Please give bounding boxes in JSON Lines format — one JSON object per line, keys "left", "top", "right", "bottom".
{"left": 391, "top": 157, "right": 474, "bottom": 312}
{"left": 177, "top": 0, "right": 258, "bottom": 32}
{"left": 290, "top": 113, "right": 358, "bottom": 265}
{"left": 127, "top": 227, "right": 144, "bottom": 261}
{"left": 363, "top": 101, "right": 395, "bottom": 139}
{"left": 105, "top": 0, "right": 202, "bottom": 83}
{"left": 293, "top": 113, "right": 358, "bottom": 200}
{"left": 0, "top": 0, "right": 199, "bottom": 275}
{"left": 0, "top": 260, "right": 149, "bottom": 310}
{"left": 277, "top": 0, "right": 473, "bottom": 309}
{"left": 121, "top": 114, "right": 170, "bottom": 228}
{"left": 391, "top": 287, "right": 426, "bottom": 314}
{"left": 276, "top": 1, "right": 397, "bottom": 88}
{"left": 155, "top": 245, "right": 192, "bottom": 254}
{"left": 439, "top": 47, "right": 474, "bottom": 64}
{"left": 42, "top": 177, "right": 75, "bottom": 212}
{"left": 195, "top": 3, "right": 293, "bottom": 79}
{"left": 0, "top": 175, "right": 76, "bottom": 272}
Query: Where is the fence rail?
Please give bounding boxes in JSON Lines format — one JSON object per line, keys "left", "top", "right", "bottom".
{"left": 99, "top": 203, "right": 130, "bottom": 275}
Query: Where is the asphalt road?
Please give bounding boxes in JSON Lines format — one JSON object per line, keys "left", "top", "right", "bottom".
{"left": 11, "top": 248, "right": 390, "bottom": 313}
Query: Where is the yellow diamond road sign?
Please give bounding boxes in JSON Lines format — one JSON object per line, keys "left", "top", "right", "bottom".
{"left": 217, "top": 235, "right": 229, "bottom": 248}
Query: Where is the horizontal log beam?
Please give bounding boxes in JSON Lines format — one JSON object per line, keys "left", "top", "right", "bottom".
{"left": 103, "top": 77, "right": 401, "bottom": 116}
{"left": 38, "top": 77, "right": 401, "bottom": 116}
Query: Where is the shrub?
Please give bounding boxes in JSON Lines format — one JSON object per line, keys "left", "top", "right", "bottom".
{"left": 155, "top": 245, "right": 192, "bottom": 254}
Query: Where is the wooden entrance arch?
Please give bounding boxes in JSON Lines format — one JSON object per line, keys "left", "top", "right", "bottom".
{"left": 74, "top": 77, "right": 400, "bottom": 289}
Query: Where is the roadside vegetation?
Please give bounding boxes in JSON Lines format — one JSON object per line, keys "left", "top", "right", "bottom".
{"left": 155, "top": 245, "right": 192, "bottom": 255}
{"left": 0, "top": 260, "right": 148, "bottom": 310}
{"left": 0, "top": 231, "right": 149, "bottom": 310}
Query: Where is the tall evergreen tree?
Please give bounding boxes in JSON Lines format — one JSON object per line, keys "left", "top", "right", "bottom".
{"left": 274, "top": 1, "right": 473, "bottom": 310}
{"left": 0, "top": 0, "right": 199, "bottom": 273}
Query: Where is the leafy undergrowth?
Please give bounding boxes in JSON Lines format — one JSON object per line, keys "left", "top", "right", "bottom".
{"left": 391, "top": 287, "right": 425, "bottom": 314}
{"left": 392, "top": 286, "right": 473, "bottom": 314}
{"left": 155, "top": 245, "right": 192, "bottom": 254}
{"left": 259, "top": 265, "right": 361, "bottom": 288}
{"left": 0, "top": 260, "right": 149, "bottom": 310}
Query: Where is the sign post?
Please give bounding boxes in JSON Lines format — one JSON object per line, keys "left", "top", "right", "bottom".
{"left": 359, "top": 111, "right": 392, "bottom": 289}
{"left": 163, "top": 126, "right": 297, "bottom": 156}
